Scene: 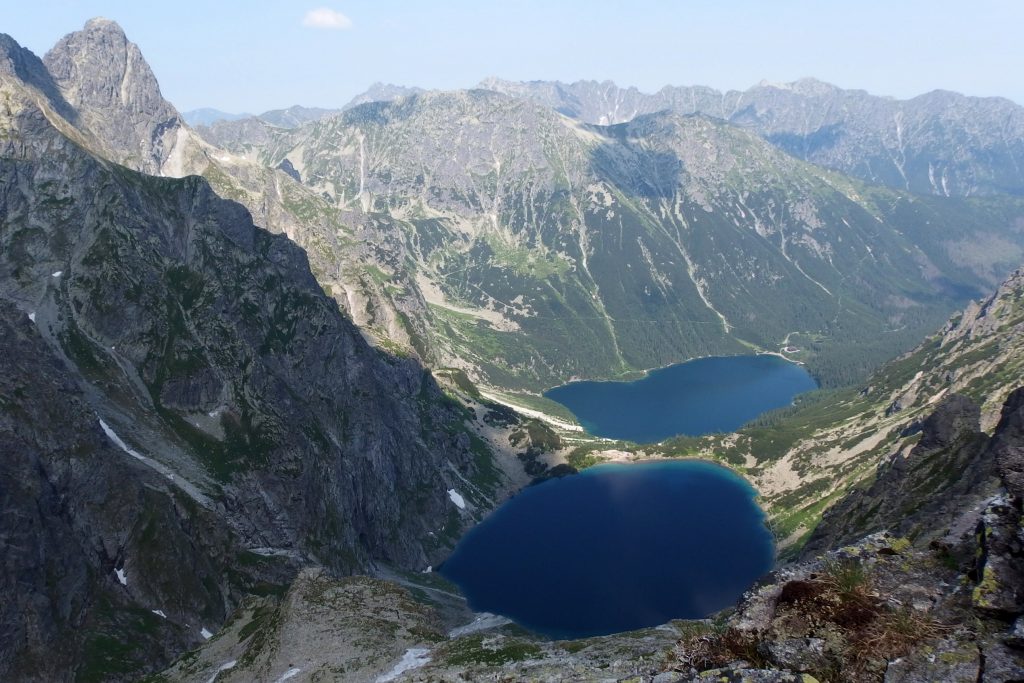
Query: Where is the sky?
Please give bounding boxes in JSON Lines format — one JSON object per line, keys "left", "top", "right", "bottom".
{"left": 2, "top": 1, "right": 1022, "bottom": 113}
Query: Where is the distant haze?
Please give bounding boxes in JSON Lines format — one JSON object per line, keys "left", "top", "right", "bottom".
{"left": 3, "top": 0, "right": 1021, "bottom": 112}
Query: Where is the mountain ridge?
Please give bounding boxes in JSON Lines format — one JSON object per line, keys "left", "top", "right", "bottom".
{"left": 478, "top": 76, "right": 1024, "bottom": 197}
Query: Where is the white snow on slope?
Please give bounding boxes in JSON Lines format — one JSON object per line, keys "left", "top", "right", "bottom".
{"left": 152, "top": 609, "right": 167, "bottom": 619}
{"left": 96, "top": 418, "right": 214, "bottom": 508}
{"left": 447, "top": 489, "right": 466, "bottom": 509}
{"left": 205, "top": 660, "right": 236, "bottom": 683}
{"left": 376, "top": 649, "right": 431, "bottom": 682}
{"left": 115, "top": 568, "right": 127, "bottom": 585}
{"left": 99, "top": 420, "right": 147, "bottom": 462}
{"left": 52, "top": 271, "right": 62, "bottom": 277}
{"left": 28, "top": 312, "right": 35, "bottom": 323}
{"left": 274, "top": 668, "right": 301, "bottom": 682}
{"left": 448, "top": 612, "right": 513, "bottom": 637}
{"left": 200, "top": 627, "right": 213, "bottom": 640}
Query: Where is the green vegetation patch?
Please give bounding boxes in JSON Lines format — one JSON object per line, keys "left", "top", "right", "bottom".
{"left": 441, "top": 634, "right": 542, "bottom": 667}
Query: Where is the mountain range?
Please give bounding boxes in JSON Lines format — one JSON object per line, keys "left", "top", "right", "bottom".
{"left": 198, "top": 85, "right": 1024, "bottom": 392}
{"left": 478, "top": 77, "right": 1024, "bottom": 198}
{"left": 1, "top": 16, "right": 1023, "bottom": 682}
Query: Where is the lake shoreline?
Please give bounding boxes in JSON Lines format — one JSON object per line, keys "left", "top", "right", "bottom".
{"left": 440, "top": 459, "right": 775, "bottom": 639}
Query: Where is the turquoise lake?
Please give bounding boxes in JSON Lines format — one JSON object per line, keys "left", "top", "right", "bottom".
{"left": 544, "top": 354, "right": 817, "bottom": 443}
{"left": 440, "top": 461, "right": 775, "bottom": 639}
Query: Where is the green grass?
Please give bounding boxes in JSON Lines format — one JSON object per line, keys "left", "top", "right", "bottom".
{"left": 441, "top": 634, "right": 542, "bottom": 667}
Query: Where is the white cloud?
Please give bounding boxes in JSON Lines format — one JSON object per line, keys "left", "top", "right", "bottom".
{"left": 302, "top": 7, "right": 353, "bottom": 30}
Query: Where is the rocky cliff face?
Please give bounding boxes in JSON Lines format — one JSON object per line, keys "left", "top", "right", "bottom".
{"left": 0, "top": 299, "right": 278, "bottom": 682}
{"left": 800, "top": 393, "right": 998, "bottom": 555}
{"left": 480, "top": 77, "right": 1024, "bottom": 197}
{"left": 0, "top": 29, "right": 512, "bottom": 681}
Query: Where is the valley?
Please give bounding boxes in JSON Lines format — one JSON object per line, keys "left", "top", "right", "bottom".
{"left": 0, "top": 13, "right": 1022, "bottom": 683}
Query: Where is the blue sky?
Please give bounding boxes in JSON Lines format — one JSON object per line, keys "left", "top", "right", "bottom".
{"left": 2, "top": 1, "right": 1022, "bottom": 112}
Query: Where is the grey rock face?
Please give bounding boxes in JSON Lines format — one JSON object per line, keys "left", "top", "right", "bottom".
{"left": 981, "top": 639, "right": 1024, "bottom": 683}
{"left": 882, "top": 639, "right": 980, "bottom": 682}
{"left": 972, "top": 496, "right": 1024, "bottom": 616}
{"left": 760, "top": 637, "right": 829, "bottom": 672}
{"left": 802, "top": 394, "right": 999, "bottom": 555}
{"left": 693, "top": 671, "right": 810, "bottom": 683}
{"left": 0, "top": 299, "right": 273, "bottom": 682}
{"left": 992, "top": 387, "right": 1024, "bottom": 499}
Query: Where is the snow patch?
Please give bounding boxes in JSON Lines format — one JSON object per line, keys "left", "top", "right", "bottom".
{"left": 115, "top": 568, "right": 127, "bottom": 585}
{"left": 98, "top": 420, "right": 147, "bottom": 462}
{"left": 246, "top": 546, "right": 297, "bottom": 558}
{"left": 448, "top": 612, "right": 513, "bottom": 638}
{"left": 447, "top": 489, "right": 466, "bottom": 509}
{"left": 28, "top": 312, "right": 35, "bottom": 323}
{"left": 423, "top": 565, "right": 432, "bottom": 574}
{"left": 200, "top": 627, "right": 213, "bottom": 640}
{"left": 376, "top": 649, "right": 431, "bottom": 682}
{"left": 274, "top": 668, "right": 301, "bottom": 683}
{"left": 206, "top": 660, "right": 236, "bottom": 683}
{"left": 51, "top": 271, "right": 62, "bottom": 278}
{"left": 152, "top": 609, "right": 167, "bottom": 619}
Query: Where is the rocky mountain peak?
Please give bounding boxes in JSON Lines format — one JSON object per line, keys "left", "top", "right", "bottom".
{"left": 0, "top": 33, "right": 44, "bottom": 87}
{"left": 84, "top": 16, "right": 120, "bottom": 30}
{"left": 42, "top": 18, "right": 183, "bottom": 175}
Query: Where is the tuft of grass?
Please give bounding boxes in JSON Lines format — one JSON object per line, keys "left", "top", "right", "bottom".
{"left": 822, "top": 557, "right": 874, "bottom": 603}
{"left": 850, "top": 607, "right": 951, "bottom": 663}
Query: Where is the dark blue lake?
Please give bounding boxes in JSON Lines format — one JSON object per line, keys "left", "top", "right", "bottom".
{"left": 544, "top": 354, "right": 816, "bottom": 443}
{"left": 440, "top": 461, "right": 774, "bottom": 639}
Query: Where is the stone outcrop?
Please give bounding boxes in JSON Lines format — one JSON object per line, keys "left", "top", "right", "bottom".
{"left": 801, "top": 393, "right": 998, "bottom": 555}
{"left": 992, "top": 387, "right": 1024, "bottom": 498}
